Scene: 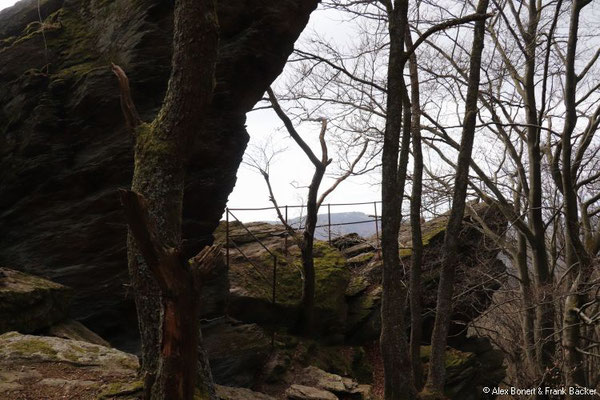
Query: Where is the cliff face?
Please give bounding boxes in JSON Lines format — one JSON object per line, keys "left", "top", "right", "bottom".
{"left": 0, "top": 0, "right": 318, "bottom": 348}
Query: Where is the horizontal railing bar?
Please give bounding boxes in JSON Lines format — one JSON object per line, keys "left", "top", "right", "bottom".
{"left": 227, "top": 200, "right": 381, "bottom": 211}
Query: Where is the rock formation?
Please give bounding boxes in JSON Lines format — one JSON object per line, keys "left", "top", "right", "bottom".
{"left": 0, "top": 0, "right": 318, "bottom": 347}
{"left": 0, "top": 267, "right": 71, "bottom": 334}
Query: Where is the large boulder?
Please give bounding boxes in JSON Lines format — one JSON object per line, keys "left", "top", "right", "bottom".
{"left": 286, "top": 384, "right": 339, "bottom": 400}
{"left": 419, "top": 339, "right": 505, "bottom": 400}
{"left": 45, "top": 319, "right": 111, "bottom": 347}
{"left": 0, "top": 0, "right": 319, "bottom": 349}
{"left": 0, "top": 332, "right": 140, "bottom": 399}
{"left": 215, "top": 385, "right": 277, "bottom": 400}
{"left": 226, "top": 236, "right": 351, "bottom": 337}
{"left": 203, "top": 318, "right": 272, "bottom": 388}
{"left": 0, "top": 267, "right": 72, "bottom": 334}
{"left": 345, "top": 202, "right": 507, "bottom": 343}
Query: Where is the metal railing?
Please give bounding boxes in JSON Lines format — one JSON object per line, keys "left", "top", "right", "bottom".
{"left": 224, "top": 200, "right": 382, "bottom": 345}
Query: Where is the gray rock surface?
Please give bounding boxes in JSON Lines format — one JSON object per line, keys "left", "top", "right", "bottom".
{"left": 216, "top": 384, "right": 277, "bottom": 400}
{"left": 203, "top": 318, "right": 272, "bottom": 388}
{"left": 0, "top": 267, "right": 72, "bottom": 334}
{"left": 46, "top": 319, "right": 111, "bottom": 347}
{"left": 0, "top": 332, "right": 140, "bottom": 399}
{"left": 286, "top": 384, "right": 338, "bottom": 400}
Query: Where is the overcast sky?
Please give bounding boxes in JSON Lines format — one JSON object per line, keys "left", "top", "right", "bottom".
{"left": 0, "top": 0, "right": 381, "bottom": 222}
{"left": 0, "top": 0, "right": 17, "bottom": 9}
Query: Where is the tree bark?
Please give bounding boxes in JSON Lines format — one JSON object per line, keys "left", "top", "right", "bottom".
{"left": 406, "top": 27, "right": 424, "bottom": 391}
{"left": 120, "top": 190, "right": 221, "bottom": 400}
{"left": 561, "top": 1, "right": 593, "bottom": 395}
{"left": 115, "top": 1, "right": 320, "bottom": 395}
{"left": 380, "top": 1, "right": 415, "bottom": 399}
{"left": 424, "top": 0, "right": 489, "bottom": 396}
{"left": 120, "top": 1, "right": 219, "bottom": 397}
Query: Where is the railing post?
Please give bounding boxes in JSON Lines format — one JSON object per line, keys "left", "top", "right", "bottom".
{"left": 225, "top": 208, "right": 230, "bottom": 271}
{"left": 328, "top": 203, "right": 332, "bottom": 244}
{"left": 374, "top": 202, "right": 381, "bottom": 258}
{"left": 272, "top": 256, "right": 277, "bottom": 347}
{"left": 284, "top": 205, "right": 288, "bottom": 256}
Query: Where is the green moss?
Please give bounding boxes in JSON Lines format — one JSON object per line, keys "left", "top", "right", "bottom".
{"left": 313, "top": 242, "right": 349, "bottom": 310}
{"left": 117, "top": 356, "right": 139, "bottom": 370}
{"left": 419, "top": 346, "right": 474, "bottom": 369}
{"left": 309, "top": 345, "right": 372, "bottom": 383}
{"left": 244, "top": 241, "right": 348, "bottom": 312}
{"left": 133, "top": 121, "right": 180, "bottom": 173}
{"left": 348, "top": 252, "right": 374, "bottom": 264}
{"left": 346, "top": 275, "right": 368, "bottom": 296}
{"left": 97, "top": 380, "right": 143, "bottom": 399}
{"left": 9, "top": 338, "right": 58, "bottom": 357}
{"left": 347, "top": 287, "right": 380, "bottom": 327}
{"left": 62, "top": 351, "right": 80, "bottom": 362}
{"left": 398, "top": 220, "right": 447, "bottom": 259}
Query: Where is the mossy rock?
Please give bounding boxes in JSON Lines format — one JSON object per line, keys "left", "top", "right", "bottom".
{"left": 0, "top": 267, "right": 72, "bottom": 334}
{"left": 228, "top": 239, "right": 350, "bottom": 334}
{"left": 214, "top": 220, "right": 286, "bottom": 246}
{"left": 419, "top": 346, "right": 475, "bottom": 370}
{"left": 0, "top": 332, "right": 139, "bottom": 399}
{"left": 345, "top": 202, "right": 508, "bottom": 344}
{"left": 308, "top": 344, "right": 372, "bottom": 384}
{"left": 97, "top": 380, "right": 143, "bottom": 399}
{"left": 346, "top": 252, "right": 374, "bottom": 268}
{"left": 419, "top": 343, "right": 504, "bottom": 400}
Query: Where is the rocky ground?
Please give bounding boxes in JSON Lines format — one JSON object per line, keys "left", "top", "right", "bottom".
{"left": 0, "top": 202, "right": 507, "bottom": 400}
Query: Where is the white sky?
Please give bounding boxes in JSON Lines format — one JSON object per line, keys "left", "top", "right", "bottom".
{"left": 227, "top": 8, "right": 381, "bottom": 221}
{"left": 0, "top": 0, "right": 18, "bottom": 9}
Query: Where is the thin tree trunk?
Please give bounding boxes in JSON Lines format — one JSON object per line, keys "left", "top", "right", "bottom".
{"left": 516, "top": 232, "right": 538, "bottom": 376}
{"left": 267, "top": 89, "right": 331, "bottom": 335}
{"left": 561, "top": 1, "right": 592, "bottom": 394}
{"left": 299, "top": 162, "right": 326, "bottom": 334}
{"left": 406, "top": 27, "right": 424, "bottom": 391}
{"left": 521, "top": 1, "right": 555, "bottom": 379}
{"left": 380, "top": 1, "right": 415, "bottom": 399}
{"left": 513, "top": 183, "right": 537, "bottom": 376}
{"left": 424, "top": 0, "right": 489, "bottom": 395}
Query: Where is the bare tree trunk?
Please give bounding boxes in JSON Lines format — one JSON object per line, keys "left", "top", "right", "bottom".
{"left": 561, "top": 1, "right": 593, "bottom": 394}
{"left": 380, "top": 1, "right": 415, "bottom": 399}
{"left": 113, "top": 2, "right": 320, "bottom": 395}
{"left": 267, "top": 89, "right": 332, "bottom": 335}
{"left": 120, "top": 190, "right": 221, "bottom": 400}
{"left": 406, "top": 26, "right": 424, "bottom": 391}
{"left": 521, "top": 1, "right": 555, "bottom": 379}
{"left": 424, "top": 0, "right": 489, "bottom": 396}
{"left": 115, "top": 1, "right": 219, "bottom": 397}
{"left": 517, "top": 231, "right": 538, "bottom": 376}
{"left": 299, "top": 161, "right": 326, "bottom": 334}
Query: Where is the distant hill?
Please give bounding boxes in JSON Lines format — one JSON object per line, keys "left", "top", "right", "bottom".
{"left": 270, "top": 211, "right": 380, "bottom": 240}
